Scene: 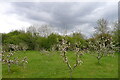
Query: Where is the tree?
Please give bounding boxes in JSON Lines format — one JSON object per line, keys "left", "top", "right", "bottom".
{"left": 26, "top": 26, "right": 37, "bottom": 36}
{"left": 19, "top": 43, "right": 28, "bottom": 51}
{"left": 112, "top": 21, "right": 120, "bottom": 47}
{"left": 89, "top": 18, "right": 118, "bottom": 64}
{"left": 58, "top": 38, "right": 83, "bottom": 78}
{"left": 2, "top": 50, "right": 28, "bottom": 72}
{"left": 2, "top": 30, "right": 23, "bottom": 45}
{"left": 89, "top": 35, "right": 116, "bottom": 64}
{"left": 18, "top": 32, "right": 36, "bottom": 50}
{"left": 94, "top": 18, "right": 109, "bottom": 35}
{"left": 37, "top": 24, "right": 52, "bottom": 37}
{"left": 66, "top": 32, "right": 87, "bottom": 51}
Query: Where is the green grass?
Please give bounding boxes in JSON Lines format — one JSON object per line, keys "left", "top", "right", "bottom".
{"left": 2, "top": 51, "right": 118, "bottom": 78}
{"left": 0, "top": 62, "right": 2, "bottom": 79}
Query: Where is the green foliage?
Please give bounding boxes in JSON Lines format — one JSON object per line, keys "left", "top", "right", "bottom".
{"left": 65, "top": 32, "right": 87, "bottom": 51}
{"left": 2, "top": 31, "right": 36, "bottom": 51}
{"left": 2, "top": 30, "right": 87, "bottom": 51}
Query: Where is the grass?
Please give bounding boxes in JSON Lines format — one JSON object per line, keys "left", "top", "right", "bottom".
{"left": 2, "top": 51, "right": 118, "bottom": 78}
{"left": 0, "top": 62, "right": 2, "bottom": 79}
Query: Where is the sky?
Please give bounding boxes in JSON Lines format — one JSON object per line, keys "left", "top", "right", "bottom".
{"left": 0, "top": 1, "right": 118, "bottom": 37}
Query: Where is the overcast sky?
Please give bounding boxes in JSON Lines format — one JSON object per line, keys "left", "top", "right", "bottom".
{"left": 0, "top": 2, "right": 118, "bottom": 37}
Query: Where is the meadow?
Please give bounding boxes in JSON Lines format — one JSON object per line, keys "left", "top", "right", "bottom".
{"left": 2, "top": 51, "right": 118, "bottom": 78}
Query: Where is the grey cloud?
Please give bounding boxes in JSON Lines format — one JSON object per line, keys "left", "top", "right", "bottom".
{"left": 8, "top": 2, "right": 117, "bottom": 37}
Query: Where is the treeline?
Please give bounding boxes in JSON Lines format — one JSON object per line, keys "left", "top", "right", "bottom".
{"left": 2, "top": 30, "right": 87, "bottom": 51}
{"left": 1, "top": 18, "right": 120, "bottom": 52}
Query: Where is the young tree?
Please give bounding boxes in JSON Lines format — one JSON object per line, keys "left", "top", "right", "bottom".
{"left": 2, "top": 50, "right": 28, "bottom": 72}
{"left": 89, "top": 18, "right": 118, "bottom": 64}
{"left": 58, "top": 38, "right": 83, "bottom": 78}
{"left": 88, "top": 36, "right": 116, "bottom": 64}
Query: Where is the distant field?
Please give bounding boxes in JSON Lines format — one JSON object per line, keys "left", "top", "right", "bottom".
{"left": 2, "top": 51, "right": 118, "bottom": 78}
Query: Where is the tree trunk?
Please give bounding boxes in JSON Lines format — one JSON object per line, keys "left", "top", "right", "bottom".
{"left": 69, "top": 70, "right": 73, "bottom": 80}
{"left": 98, "top": 59, "right": 100, "bottom": 64}
{"left": 97, "top": 58, "right": 101, "bottom": 64}
{"left": 8, "top": 64, "right": 10, "bottom": 72}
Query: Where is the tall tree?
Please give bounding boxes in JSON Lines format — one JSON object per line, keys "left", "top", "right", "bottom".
{"left": 94, "top": 18, "right": 109, "bottom": 35}
{"left": 37, "top": 24, "right": 52, "bottom": 37}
